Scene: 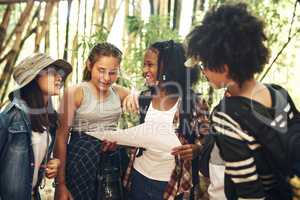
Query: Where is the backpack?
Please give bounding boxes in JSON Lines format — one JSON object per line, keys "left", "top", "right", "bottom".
{"left": 231, "top": 84, "right": 300, "bottom": 179}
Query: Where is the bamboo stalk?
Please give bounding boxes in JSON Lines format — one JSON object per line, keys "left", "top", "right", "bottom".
{"left": 172, "top": 0, "right": 182, "bottom": 30}
{"left": 0, "top": 0, "right": 35, "bottom": 102}
{"left": 149, "top": 0, "right": 154, "bottom": 15}
{"left": 34, "top": 0, "right": 57, "bottom": 52}
{"left": 191, "top": 0, "right": 198, "bottom": 25}
{"left": 2, "top": 1, "right": 34, "bottom": 52}
{"left": 122, "top": 0, "right": 129, "bottom": 52}
{"left": 159, "top": 0, "right": 168, "bottom": 16}
{"left": 63, "top": 0, "right": 72, "bottom": 61}
{"left": 56, "top": 1, "right": 60, "bottom": 58}
{"left": 0, "top": 2, "right": 41, "bottom": 64}
{"left": 107, "top": 0, "right": 123, "bottom": 30}
{"left": 0, "top": 26, "right": 37, "bottom": 103}
{"left": 100, "top": 0, "right": 107, "bottom": 29}
{"left": 90, "top": 0, "right": 100, "bottom": 36}
{"left": 0, "top": 4, "right": 14, "bottom": 53}
{"left": 71, "top": 0, "right": 81, "bottom": 84}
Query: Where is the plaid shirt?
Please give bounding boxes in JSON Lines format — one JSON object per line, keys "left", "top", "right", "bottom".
{"left": 123, "top": 95, "right": 210, "bottom": 200}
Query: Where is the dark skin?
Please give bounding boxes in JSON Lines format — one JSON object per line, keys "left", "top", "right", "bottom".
{"left": 144, "top": 49, "right": 201, "bottom": 161}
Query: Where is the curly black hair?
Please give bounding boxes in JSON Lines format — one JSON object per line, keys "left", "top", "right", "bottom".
{"left": 149, "top": 40, "right": 200, "bottom": 95}
{"left": 186, "top": 3, "right": 270, "bottom": 86}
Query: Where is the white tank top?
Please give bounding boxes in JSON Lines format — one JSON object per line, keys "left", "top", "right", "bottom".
{"left": 134, "top": 100, "right": 178, "bottom": 181}
{"left": 31, "top": 130, "right": 51, "bottom": 189}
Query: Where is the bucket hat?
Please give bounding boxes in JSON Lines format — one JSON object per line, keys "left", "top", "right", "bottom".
{"left": 9, "top": 53, "right": 72, "bottom": 99}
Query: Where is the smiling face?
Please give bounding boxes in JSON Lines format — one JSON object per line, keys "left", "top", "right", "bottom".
{"left": 89, "top": 56, "right": 120, "bottom": 93}
{"left": 36, "top": 66, "right": 63, "bottom": 97}
{"left": 143, "top": 49, "right": 159, "bottom": 87}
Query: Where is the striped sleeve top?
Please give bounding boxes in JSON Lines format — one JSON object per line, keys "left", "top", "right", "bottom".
{"left": 211, "top": 84, "right": 297, "bottom": 200}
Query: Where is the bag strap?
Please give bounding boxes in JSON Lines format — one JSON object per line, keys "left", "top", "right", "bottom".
{"left": 138, "top": 89, "right": 152, "bottom": 123}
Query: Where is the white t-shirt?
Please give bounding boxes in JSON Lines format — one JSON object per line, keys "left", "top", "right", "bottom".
{"left": 31, "top": 130, "right": 51, "bottom": 189}
{"left": 134, "top": 101, "right": 178, "bottom": 181}
{"left": 208, "top": 143, "right": 226, "bottom": 200}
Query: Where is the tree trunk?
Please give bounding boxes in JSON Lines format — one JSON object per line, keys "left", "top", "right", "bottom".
{"left": 191, "top": 0, "right": 198, "bottom": 25}
{"left": 0, "top": 4, "right": 14, "bottom": 53}
{"left": 63, "top": 0, "right": 72, "bottom": 61}
{"left": 154, "top": 0, "right": 159, "bottom": 15}
{"left": 0, "top": 3, "right": 40, "bottom": 65}
{"left": 199, "top": 0, "right": 205, "bottom": 11}
{"left": 44, "top": 28, "right": 49, "bottom": 53}
{"left": 106, "top": 0, "right": 116, "bottom": 30}
{"left": 159, "top": 0, "right": 168, "bottom": 16}
{"left": 0, "top": 25, "right": 36, "bottom": 103}
{"left": 122, "top": 0, "right": 129, "bottom": 53}
{"left": 71, "top": 0, "right": 81, "bottom": 84}
{"left": 90, "top": 0, "right": 100, "bottom": 36}
{"left": 81, "top": 0, "right": 87, "bottom": 77}
{"left": 0, "top": 0, "right": 57, "bottom": 3}
{"left": 167, "top": 0, "right": 171, "bottom": 26}
{"left": 173, "top": 0, "right": 182, "bottom": 30}
{"left": 100, "top": 0, "right": 107, "bottom": 29}
{"left": 2, "top": 1, "right": 34, "bottom": 56}
{"left": 56, "top": 2, "right": 60, "bottom": 57}
{"left": 34, "top": 0, "right": 57, "bottom": 52}
{"left": 0, "top": 51, "right": 17, "bottom": 103}
{"left": 0, "top": 0, "right": 34, "bottom": 102}
{"left": 149, "top": 0, "right": 154, "bottom": 15}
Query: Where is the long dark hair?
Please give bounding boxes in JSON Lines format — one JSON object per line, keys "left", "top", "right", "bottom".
{"left": 83, "top": 42, "right": 123, "bottom": 81}
{"left": 148, "top": 40, "right": 201, "bottom": 137}
{"left": 18, "top": 79, "right": 57, "bottom": 132}
{"left": 149, "top": 40, "right": 199, "bottom": 96}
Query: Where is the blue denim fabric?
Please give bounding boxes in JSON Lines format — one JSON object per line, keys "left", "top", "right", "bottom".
{"left": 0, "top": 99, "right": 55, "bottom": 200}
{"left": 130, "top": 169, "right": 183, "bottom": 200}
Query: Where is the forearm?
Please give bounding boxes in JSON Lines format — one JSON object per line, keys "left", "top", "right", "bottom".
{"left": 53, "top": 133, "right": 68, "bottom": 184}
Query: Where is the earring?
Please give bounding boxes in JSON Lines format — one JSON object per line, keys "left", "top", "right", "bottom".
{"left": 162, "top": 74, "right": 166, "bottom": 81}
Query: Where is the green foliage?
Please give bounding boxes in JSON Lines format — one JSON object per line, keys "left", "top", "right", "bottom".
{"left": 118, "top": 15, "right": 182, "bottom": 128}
{"left": 78, "top": 26, "right": 110, "bottom": 62}
{"left": 126, "top": 16, "right": 143, "bottom": 34}
{"left": 121, "top": 15, "right": 181, "bottom": 90}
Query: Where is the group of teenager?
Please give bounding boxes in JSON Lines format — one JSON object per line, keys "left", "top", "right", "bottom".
{"left": 1, "top": 3, "right": 299, "bottom": 200}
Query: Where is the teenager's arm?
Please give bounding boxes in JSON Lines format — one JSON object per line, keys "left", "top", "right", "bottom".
{"left": 113, "top": 84, "right": 130, "bottom": 102}
{"left": 54, "top": 86, "right": 82, "bottom": 185}
{"left": 212, "top": 111, "right": 265, "bottom": 199}
{"left": 171, "top": 96, "right": 210, "bottom": 161}
{"left": 113, "top": 84, "right": 139, "bottom": 113}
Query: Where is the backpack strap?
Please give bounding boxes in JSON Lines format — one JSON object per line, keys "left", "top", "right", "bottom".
{"left": 138, "top": 89, "right": 152, "bottom": 123}
{"left": 136, "top": 89, "right": 152, "bottom": 157}
{"left": 226, "top": 87, "right": 292, "bottom": 176}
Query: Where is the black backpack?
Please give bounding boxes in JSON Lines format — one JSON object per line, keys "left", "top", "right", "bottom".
{"left": 231, "top": 84, "right": 300, "bottom": 179}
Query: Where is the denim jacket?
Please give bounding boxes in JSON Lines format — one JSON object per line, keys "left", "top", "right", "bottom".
{"left": 0, "top": 98, "right": 56, "bottom": 200}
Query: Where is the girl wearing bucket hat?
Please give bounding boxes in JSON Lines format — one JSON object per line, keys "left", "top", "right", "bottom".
{"left": 54, "top": 42, "right": 138, "bottom": 200}
{"left": 0, "top": 53, "right": 72, "bottom": 200}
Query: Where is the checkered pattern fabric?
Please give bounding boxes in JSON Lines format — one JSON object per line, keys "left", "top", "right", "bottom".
{"left": 123, "top": 96, "right": 210, "bottom": 200}
{"left": 65, "top": 133, "right": 102, "bottom": 200}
